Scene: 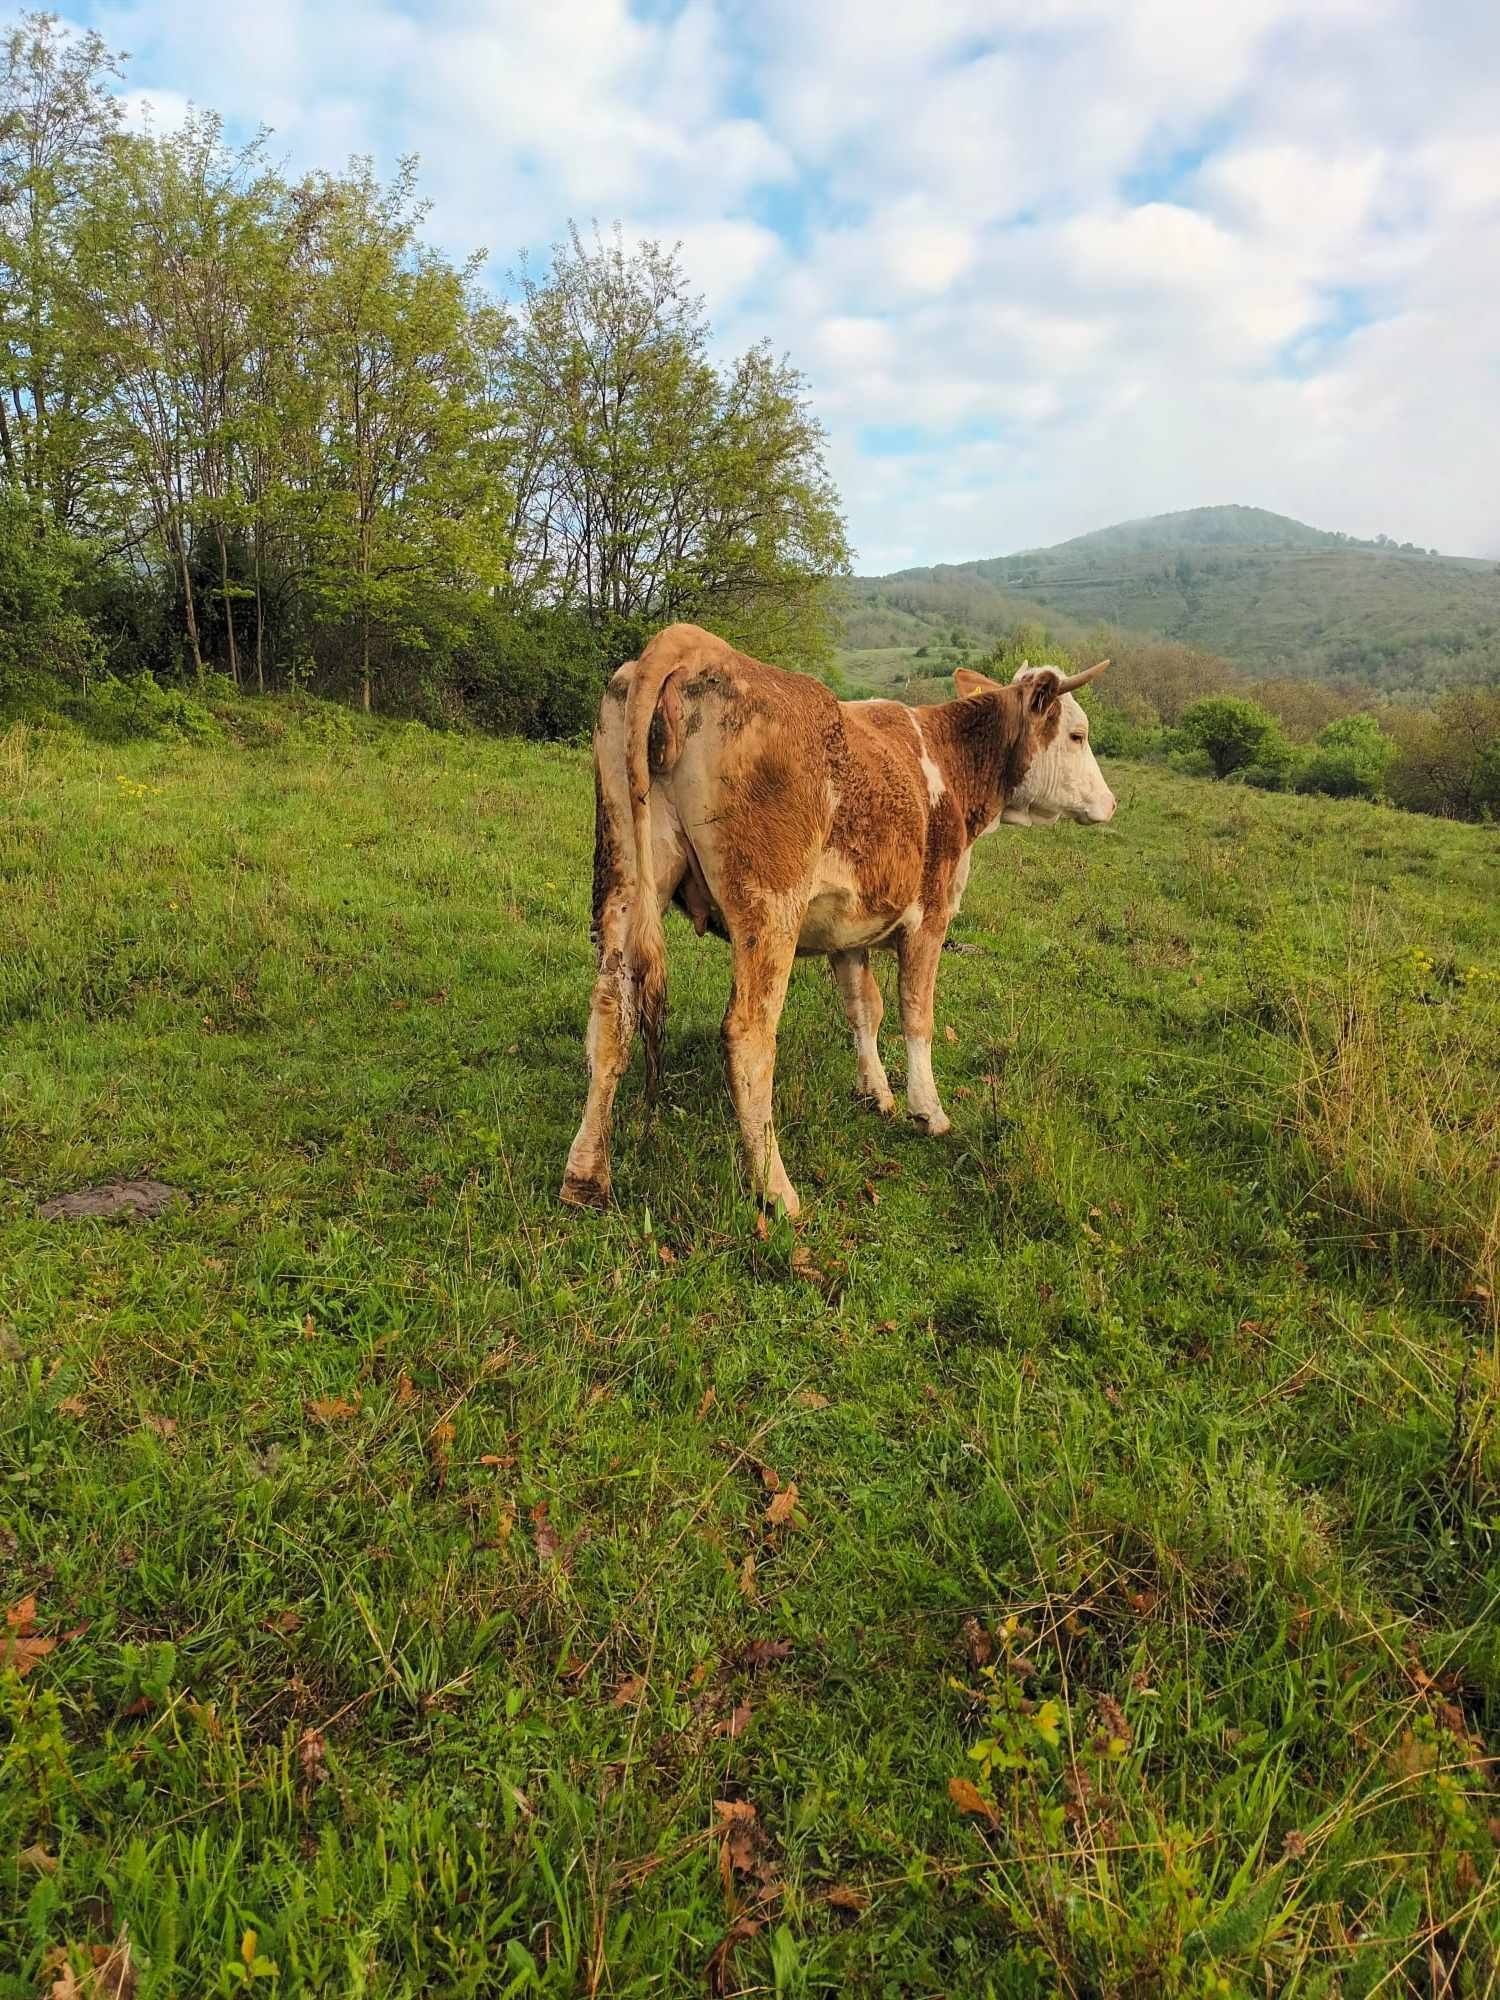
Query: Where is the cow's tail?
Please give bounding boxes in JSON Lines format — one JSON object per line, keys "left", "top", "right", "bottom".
{"left": 622, "top": 638, "right": 679, "bottom": 1106}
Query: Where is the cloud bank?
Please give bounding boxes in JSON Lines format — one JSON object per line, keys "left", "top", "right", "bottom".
{"left": 86, "top": 0, "right": 1500, "bottom": 564}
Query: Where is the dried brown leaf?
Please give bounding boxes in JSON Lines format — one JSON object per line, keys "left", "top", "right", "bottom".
{"left": 765, "top": 1480, "right": 799, "bottom": 1529}
{"left": 2, "top": 1594, "right": 57, "bottom": 1678}
{"left": 706, "top": 1917, "right": 762, "bottom": 1996}
{"left": 826, "top": 1884, "right": 868, "bottom": 1913}
{"left": 740, "top": 1638, "right": 792, "bottom": 1671}
{"left": 535, "top": 1523, "right": 561, "bottom": 1563}
{"left": 306, "top": 1395, "right": 360, "bottom": 1425}
{"left": 43, "top": 1929, "right": 138, "bottom": 2000}
{"left": 948, "top": 1776, "right": 997, "bottom": 1823}
{"left": 297, "top": 1727, "right": 327, "bottom": 1787}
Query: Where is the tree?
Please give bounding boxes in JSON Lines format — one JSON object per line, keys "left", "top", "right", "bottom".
{"left": 501, "top": 225, "right": 848, "bottom": 670}
{"left": 74, "top": 114, "right": 284, "bottom": 678}
{"left": 1385, "top": 690, "right": 1500, "bottom": 820}
{"left": 1295, "top": 712, "right": 1396, "bottom": 799}
{"left": 1176, "top": 695, "right": 1291, "bottom": 778}
{"left": 297, "top": 159, "right": 510, "bottom": 710}
{"left": 0, "top": 11, "right": 122, "bottom": 525}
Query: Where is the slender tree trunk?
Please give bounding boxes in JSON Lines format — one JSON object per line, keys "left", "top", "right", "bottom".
{"left": 361, "top": 604, "right": 371, "bottom": 713}
{"left": 173, "top": 517, "right": 205, "bottom": 680}
{"left": 253, "top": 521, "right": 265, "bottom": 694}
{"left": 214, "top": 518, "right": 240, "bottom": 686}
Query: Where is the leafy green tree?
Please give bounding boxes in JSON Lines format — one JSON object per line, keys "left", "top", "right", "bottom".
{"left": 1295, "top": 712, "right": 1396, "bottom": 798}
{"left": 72, "top": 114, "right": 286, "bottom": 677}
{"left": 299, "top": 158, "right": 509, "bottom": 710}
{"left": 1386, "top": 690, "right": 1500, "bottom": 820}
{"left": 501, "top": 225, "right": 848, "bottom": 670}
{"left": 0, "top": 11, "right": 122, "bottom": 525}
{"left": 1176, "top": 695, "right": 1291, "bottom": 778}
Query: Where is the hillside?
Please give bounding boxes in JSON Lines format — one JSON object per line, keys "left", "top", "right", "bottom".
{"left": 844, "top": 504, "right": 1500, "bottom": 694}
{"left": 3, "top": 712, "right": 1498, "bottom": 1992}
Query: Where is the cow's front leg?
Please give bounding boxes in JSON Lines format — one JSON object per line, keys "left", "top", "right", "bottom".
{"left": 829, "top": 949, "right": 894, "bottom": 1114}
{"left": 896, "top": 923, "right": 951, "bottom": 1135}
{"left": 723, "top": 924, "right": 801, "bottom": 1216}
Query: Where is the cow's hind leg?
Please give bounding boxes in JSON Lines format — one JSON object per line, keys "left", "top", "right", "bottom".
{"left": 723, "top": 923, "right": 801, "bottom": 1217}
{"left": 561, "top": 873, "right": 638, "bottom": 1209}
{"left": 896, "top": 924, "right": 951, "bottom": 1136}
{"left": 829, "top": 949, "right": 894, "bottom": 1114}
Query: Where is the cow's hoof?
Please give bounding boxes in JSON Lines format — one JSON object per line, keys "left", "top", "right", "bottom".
{"left": 910, "top": 1110, "right": 951, "bottom": 1137}
{"left": 758, "top": 1187, "right": 801, "bottom": 1221}
{"left": 560, "top": 1173, "right": 611, "bottom": 1210}
{"left": 854, "top": 1089, "right": 896, "bottom": 1117}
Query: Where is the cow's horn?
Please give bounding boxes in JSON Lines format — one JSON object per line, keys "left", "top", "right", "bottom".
{"left": 1057, "top": 658, "right": 1110, "bottom": 693}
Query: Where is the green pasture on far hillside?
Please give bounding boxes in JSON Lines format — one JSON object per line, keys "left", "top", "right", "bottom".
{"left": 2, "top": 708, "right": 1498, "bottom": 1996}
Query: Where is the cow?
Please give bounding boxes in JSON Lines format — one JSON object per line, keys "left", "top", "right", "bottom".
{"left": 561, "top": 623, "right": 1115, "bottom": 1217}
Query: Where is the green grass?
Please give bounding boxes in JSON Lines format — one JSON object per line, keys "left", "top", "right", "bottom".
{"left": 3, "top": 710, "right": 1499, "bottom": 1997}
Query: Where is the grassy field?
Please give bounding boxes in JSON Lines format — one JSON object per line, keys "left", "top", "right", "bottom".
{"left": 3, "top": 707, "right": 1499, "bottom": 1997}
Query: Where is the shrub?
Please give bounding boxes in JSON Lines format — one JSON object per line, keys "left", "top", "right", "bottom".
{"left": 454, "top": 603, "right": 636, "bottom": 742}
{"left": 1386, "top": 690, "right": 1500, "bottom": 820}
{"left": 75, "top": 674, "right": 226, "bottom": 742}
{"left": 1294, "top": 713, "right": 1396, "bottom": 799}
{"left": 0, "top": 494, "right": 102, "bottom": 709}
{"left": 1087, "top": 707, "right": 1164, "bottom": 760}
{"left": 1237, "top": 760, "right": 1292, "bottom": 791}
{"left": 1167, "top": 746, "right": 1216, "bottom": 780}
{"left": 1176, "top": 695, "right": 1292, "bottom": 779}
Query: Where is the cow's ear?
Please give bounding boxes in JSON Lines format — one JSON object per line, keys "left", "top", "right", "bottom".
{"left": 1025, "top": 668, "right": 1065, "bottom": 713}
{"left": 954, "top": 665, "right": 1007, "bottom": 700}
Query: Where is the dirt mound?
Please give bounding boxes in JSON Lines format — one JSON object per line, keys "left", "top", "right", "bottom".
{"left": 37, "top": 1180, "right": 186, "bottom": 1222}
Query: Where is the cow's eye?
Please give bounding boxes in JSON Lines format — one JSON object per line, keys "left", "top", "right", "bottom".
{"left": 1070, "top": 731, "right": 1086, "bottom": 744}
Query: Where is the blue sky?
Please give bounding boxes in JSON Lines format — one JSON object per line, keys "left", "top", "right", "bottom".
{"left": 71, "top": 0, "right": 1500, "bottom": 565}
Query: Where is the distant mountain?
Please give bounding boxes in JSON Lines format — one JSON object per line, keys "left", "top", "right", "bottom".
{"left": 843, "top": 505, "right": 1500, "bottom": 695}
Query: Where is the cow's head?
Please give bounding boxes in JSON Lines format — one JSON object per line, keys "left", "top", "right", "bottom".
{"left": 954, "top": 660, "right": 1117, "bottom": 827}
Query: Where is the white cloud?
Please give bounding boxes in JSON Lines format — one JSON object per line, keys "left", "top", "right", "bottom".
{"left": 67, "top": 0, "right": 1500, "bottom": 561}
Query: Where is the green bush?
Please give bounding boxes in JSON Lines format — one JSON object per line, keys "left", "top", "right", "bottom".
{"left": 1294, "top": 713, "right": 1396, "bottom": 799}
{"left": 1237, "top": 760, "right": 1293, "bottom": 791}
{"left": 1386, "top": 691, "right": 1500, "bottom": 820}
{"left": 1167, "top": 746, "right": 1217, "bottom": 780}
{"left": 455, "top": 603, "right": 639, "bottom": 742}
{"left": 1175, "top": 695, "right": 1293, "bottom": 778}
{"left": 0, "top": 494, "right": 102, "bottom": 709}
{"left": 1088, "top": 707, "right": 1164, "bottom": 759}
{"left": 75, "top": 674, "right": 226, "bottom": 742}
